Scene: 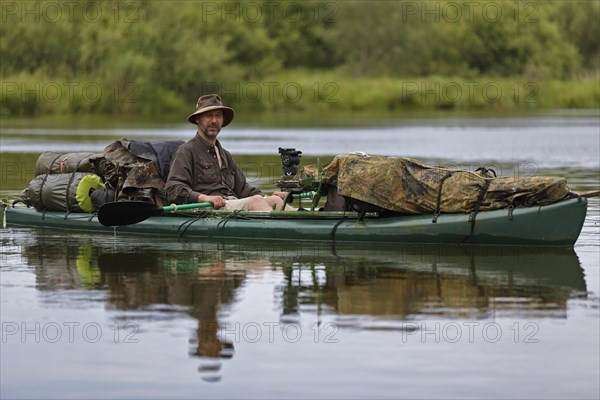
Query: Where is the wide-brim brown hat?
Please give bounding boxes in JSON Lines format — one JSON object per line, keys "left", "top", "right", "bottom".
{"left": 187, "top": 94, "right": 234, "bottom": 127}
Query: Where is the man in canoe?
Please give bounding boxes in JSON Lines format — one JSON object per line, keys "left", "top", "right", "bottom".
{"left": 165, "top": 94, "right": 292, "bottom": 211}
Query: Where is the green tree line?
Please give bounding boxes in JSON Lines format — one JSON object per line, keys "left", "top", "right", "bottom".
{"left": 1, "top": 0, "right": 598, "bottom": 116}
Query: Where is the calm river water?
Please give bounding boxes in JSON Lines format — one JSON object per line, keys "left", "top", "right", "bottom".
{"left": 1, "top": 112, "right": 599, "bottom": 399}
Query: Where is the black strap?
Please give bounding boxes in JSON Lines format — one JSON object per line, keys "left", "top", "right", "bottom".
{"left": 475, "top": 167, "right": 497, "bottom": 177}
{"left": 65, "top": 158, "right": 86, "bottom": 213}
{"left": 432, "top": 172, "right": 454, "bottom": 223}
{"left": 178, "top": 217, "right": 203, "bottom": 237}
{"left": 469, "top": 179, "right": 492, "bottom": 234}
{"left": 330, "top": 218, "right": 347, "bottom": 241}
{"left": 39, "top": 154, "right": 64, "bottom": 211}
{"left": 11, "top": 199, "right": 28, "bottom": 207}
{"left": 567, "top": 191, "right": 583, "bottom": 202}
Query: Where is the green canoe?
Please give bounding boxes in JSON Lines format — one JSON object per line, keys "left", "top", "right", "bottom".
{"left": 4, "top": 197, "right": 588, "bottom": 246}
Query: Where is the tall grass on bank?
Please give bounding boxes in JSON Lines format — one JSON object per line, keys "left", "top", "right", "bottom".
{"left": 0, "top": 72, "right": 185, "bottom": 116}
{"left": 248, "top": 72, "right": 600, "bottom": 113}
{"left": 1, "top": 72, "right": 598, "bottom": 116}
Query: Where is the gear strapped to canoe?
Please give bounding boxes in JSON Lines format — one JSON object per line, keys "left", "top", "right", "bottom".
{"left": 21, "top": 173, "right": 106, "bottom": 213}
{"left": 20, "top": 146, "right": 578, "bottom": 223}
{"left": 21, "top": 139, "right": 187, "bottom": 210}
{"left": 294, "top": 153, "right": 571, "bottom": 215}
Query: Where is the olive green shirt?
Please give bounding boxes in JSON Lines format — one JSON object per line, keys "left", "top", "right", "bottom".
{"left": 165, "top": 135, "right": 263, "bottom": 204}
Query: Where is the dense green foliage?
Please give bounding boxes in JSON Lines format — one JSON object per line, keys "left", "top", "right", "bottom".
{"left": 1, "top": 0, "right": 598, "bottom": 115}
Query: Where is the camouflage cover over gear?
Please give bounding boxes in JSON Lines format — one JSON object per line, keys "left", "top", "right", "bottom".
{"left": 295, "top": 153, "right": 570, "bottom": 214}
{"left": 103, "top": 139, "right": 167, "bottom": 205}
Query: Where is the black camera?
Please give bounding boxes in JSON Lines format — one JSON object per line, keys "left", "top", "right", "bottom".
{"left": 278, "top": 147, "right": 302, "bottom": 176}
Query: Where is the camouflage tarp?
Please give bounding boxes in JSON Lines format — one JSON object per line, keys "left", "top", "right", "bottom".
{"left": 295, "top": 153, "right": 570, "bottom": 214}
{"left": 103, "top": 139, "right": 167, "bottom": 205}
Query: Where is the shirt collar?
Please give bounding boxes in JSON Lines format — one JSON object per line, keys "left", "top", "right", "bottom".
{"left": 193, "top": 135, "right": 228, "bottom": 168}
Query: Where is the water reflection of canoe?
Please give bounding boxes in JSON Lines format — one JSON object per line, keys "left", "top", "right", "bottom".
{"left": 287, "top": 244, "right": 587, "bottom": 319}
{"left": 98, "top": 244, "right": 586, "bottom": 319}
{"left": 195, "top": 241, "right": 587, "bottom": 319}
{"left": 18, "top": 235, "right": 586, "bottom": 371}
{"left": 5, "top": 197, "right": 588, "bottom": 246}
{"left": 21, "top": 237, "right": 586, "bottom": 321}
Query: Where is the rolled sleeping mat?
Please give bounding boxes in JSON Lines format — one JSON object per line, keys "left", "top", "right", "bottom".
{"left": 35, "top": 152, "right": 103, "bottom": 176}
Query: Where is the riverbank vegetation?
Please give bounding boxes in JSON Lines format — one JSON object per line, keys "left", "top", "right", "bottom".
{"left": 1, "top": 0, "right": 598, "bottom": 116}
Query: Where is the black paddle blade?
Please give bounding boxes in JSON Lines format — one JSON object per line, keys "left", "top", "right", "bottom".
{"left": 98, "top": 201, "right": 163, "bottom": 227}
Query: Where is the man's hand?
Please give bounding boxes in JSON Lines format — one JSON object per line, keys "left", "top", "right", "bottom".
{"left": 198, "top": 194, "right": 226, "bottom": 209}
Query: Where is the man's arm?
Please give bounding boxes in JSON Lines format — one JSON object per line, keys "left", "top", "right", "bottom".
{"left": 165, "top": 147, "right": 200, "bottom": 204}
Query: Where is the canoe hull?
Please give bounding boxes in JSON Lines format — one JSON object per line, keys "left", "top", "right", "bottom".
{"left": 4, "top": 197, "right": 588, "bottom": 246}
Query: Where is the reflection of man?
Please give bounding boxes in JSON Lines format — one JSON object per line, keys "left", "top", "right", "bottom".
{"left": 196, "top": 319, "right": 234, "bottom": 359}
{"left": 193, "top": 258, "right": 270, "bottom": 359}
{"left": 193, "top": 262, "right": 231, "bottom": 358}
{"left": 165, "top": 94, "right": 293, "bottom": 211}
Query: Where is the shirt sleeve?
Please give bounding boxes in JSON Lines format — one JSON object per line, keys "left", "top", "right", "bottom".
{"left": 165, "top": 146, "right": 201, "bottom": 204}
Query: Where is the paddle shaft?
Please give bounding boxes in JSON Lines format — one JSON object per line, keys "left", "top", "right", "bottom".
{"left": 163, "top": 202, "right": 213, "bottom": 212}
